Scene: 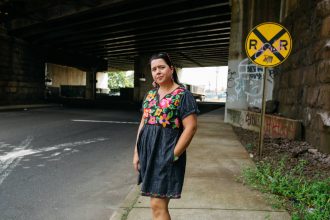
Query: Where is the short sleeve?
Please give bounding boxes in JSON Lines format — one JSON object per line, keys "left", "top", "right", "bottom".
{"left": 140, "top": 93, "right": 147, "bottom": 113}
{"left": 179, "top": 90, "right": 200, "bottom": 120}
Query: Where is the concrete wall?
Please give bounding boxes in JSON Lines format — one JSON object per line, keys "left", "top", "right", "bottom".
{"left": 227, "top": 108, "right": 302, "bottom": 140}
{"left": 46, "top": 63, "right": 86, "bottom": 87}
{"left": 274, "top": 0, "right": 330, "bottom": 153}
{"left": 225, "top": 0, "right": 280, "bottom": 119}
{"left": 0, "top": 26, "right": 45, "bottom": 105}
{"left": 226, "top": 0, "right": 330, "bottom": 153}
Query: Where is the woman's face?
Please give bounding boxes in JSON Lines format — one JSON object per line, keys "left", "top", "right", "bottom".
{"left": 150, "top": 58, "right": 173, "bottom": 86}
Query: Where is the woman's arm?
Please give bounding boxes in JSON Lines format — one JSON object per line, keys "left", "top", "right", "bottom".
{"left": 133, "top": 115, "right": 145, "bottom": 172}
{"left": 173, "top": 114, "right": 198, "bottom": 158}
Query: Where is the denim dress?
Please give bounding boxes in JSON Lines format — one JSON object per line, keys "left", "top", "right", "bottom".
{"left": 137, "top": 86, "right": 199, "bottom": 199}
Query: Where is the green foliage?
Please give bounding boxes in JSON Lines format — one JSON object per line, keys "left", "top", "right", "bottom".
{"left": 242, "top": 157, "right": 330, "bottom": 220}
{"left": 245, "top": 143, "right": 254, "bottom": 151}
{"left": 108, "top": 71, "right": 134, "bottom": 89}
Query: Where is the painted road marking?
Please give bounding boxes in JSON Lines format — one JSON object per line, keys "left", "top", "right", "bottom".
{"left": 0, "top": 137, "right": 109, "bottom": 186}
{"left": 72, "top": 119, "right": 139, "bottom": 124}
{"left": 0, "top": 136, "right": 33, "bottom": 185}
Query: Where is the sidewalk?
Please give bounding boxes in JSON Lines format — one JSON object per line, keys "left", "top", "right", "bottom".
{"left": 110, "top": 108, "right": 291, "bottom": 220}
{"left": 0, "top": 103, "right": 62, "bottom": 111}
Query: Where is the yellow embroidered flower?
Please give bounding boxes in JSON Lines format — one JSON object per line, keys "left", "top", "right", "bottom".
{"left": 159, "top": 114, "right": 170, "bottom": 127}
{"left": 174, "top": 99, "right": 180, "bottom": 106}
{"left": 155, "top": 108, "right": 162, "bottom": 116}
{"left": 146, "top": 92, "right": 156, "bottom": 101}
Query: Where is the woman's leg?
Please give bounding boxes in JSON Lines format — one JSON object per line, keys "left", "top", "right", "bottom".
{"left": 150, "top": 197, "right": 171, "bottom": 220}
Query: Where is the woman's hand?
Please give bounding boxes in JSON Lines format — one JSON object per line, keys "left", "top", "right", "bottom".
{"left": 133, "top": 150, "right": 140, "bottom": 172}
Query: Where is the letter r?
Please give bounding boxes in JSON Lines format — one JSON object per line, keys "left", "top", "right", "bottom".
{"left": 249, "top": 39, "right": 257, "bottom": 49}
{"left": 280, "top": 40, "right": 288, "bottom": 50}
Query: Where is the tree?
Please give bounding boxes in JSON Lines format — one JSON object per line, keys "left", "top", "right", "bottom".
{"left": 108, "top": 71, "right": 133, "bottom": 89}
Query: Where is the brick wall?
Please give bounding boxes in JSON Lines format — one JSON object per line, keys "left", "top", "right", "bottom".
{"left": 0, "top": 26, "right": 45, "bottom": 105}
{"left": 274, "top": 0, "right": 330, "bottom": 153}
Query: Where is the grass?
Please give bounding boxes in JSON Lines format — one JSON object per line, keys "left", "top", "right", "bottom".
{"left": 241, "top": 157, "right": 330, "bottom": 220}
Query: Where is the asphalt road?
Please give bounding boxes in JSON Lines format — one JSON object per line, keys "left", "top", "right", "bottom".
{"left": 0, "top": 107, "right": 141, "bottom": 220}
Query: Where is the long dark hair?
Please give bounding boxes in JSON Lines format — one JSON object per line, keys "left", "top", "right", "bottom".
{"left": 149, "top": 52, "right": 180, "bottom": 85}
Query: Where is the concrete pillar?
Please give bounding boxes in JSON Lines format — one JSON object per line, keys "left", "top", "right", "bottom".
{"left": 176, "top": 67, "right": 183, "bottom": 82}
{"left": 0, "top": 25, "right": 45, "bottom": 105}
{"left": 225, "top": 0, "right": 246, "bottom": 122}
{"left": 85, "top": 71, "right": 96, "bottom": 100}
{"left": 133, "top": 55, "right": 153, "bottom": 102}
{"left": 225, "top": 0, "right": 281, "bottom": 122}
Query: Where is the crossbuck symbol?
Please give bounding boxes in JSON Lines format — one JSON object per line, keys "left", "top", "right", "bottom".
{"left": 249, "top": 28, "right": 288, "bottom": 62}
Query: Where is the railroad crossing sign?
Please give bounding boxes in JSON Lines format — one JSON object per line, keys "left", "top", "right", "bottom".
{"left": 245, "top": 22, "right": 292, "bottom": 67}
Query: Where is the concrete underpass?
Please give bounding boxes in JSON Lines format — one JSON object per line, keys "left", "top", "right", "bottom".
{"left": 0, "top": 0, "right": 329, "bottom": 219}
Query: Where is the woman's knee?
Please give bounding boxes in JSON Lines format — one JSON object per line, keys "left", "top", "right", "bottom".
{"left": 150, "top": 198, "right": 169, "bottom": 214}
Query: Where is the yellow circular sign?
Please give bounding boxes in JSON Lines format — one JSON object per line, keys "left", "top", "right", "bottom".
{"left": 245, "top": 22, "right": 292, "bottom": 67}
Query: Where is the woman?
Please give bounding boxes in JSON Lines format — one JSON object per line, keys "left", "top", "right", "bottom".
{"left": 133, "top": 52, "right": 199, "bottom": 220}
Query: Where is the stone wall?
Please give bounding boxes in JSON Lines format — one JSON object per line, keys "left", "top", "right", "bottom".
{"left": 274, "top": 0, "right": 330, "bottom": 153}
{"left": 0, "top": 26, "right": 45, "bottom": 105}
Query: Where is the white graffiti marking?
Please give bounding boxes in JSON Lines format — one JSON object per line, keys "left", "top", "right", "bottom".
{"left": 0, "top": 137, "right": 108, "bottom": 186}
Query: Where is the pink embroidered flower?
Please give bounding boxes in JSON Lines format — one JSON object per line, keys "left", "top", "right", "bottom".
{"left": 143, "top": 108, "right": 151, "bottom": 118}
{"left": 155, "top": 108, "right": 162, "bottom": 116}
{"left": 172, "top": 88, "right": 184, "bottom": 95}
{"left": 159, "top": 98, "right": 171, "bottom": 109}
{"left": 159, "top": 114, "right": 170, "bottom": 127}
{"left": 148, "top": 100, "right": 156, "bottom": 107}
{"left": 174, "top": 118, "right": 180, "bottom": 128}
{"left": 148, "top": 116, "right": 156, "bottom": 124}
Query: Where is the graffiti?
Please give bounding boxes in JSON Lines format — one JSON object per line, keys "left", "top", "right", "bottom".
{"left": 227, "top": 109, "right": 300, "bottom": 140}
{"left": 237, "top": 58, "right": 264, "bottom": 105}
{"left": 226, "top": 58, "right": 275, "bottom": 107}
{"left": 264, "top": 117, "right": 297, "bottom": 139}
{"left": 268, "top": 67, "right": 279, "bottom": 79}
{"left": 227, "top": 94, "right": 238, "bottom": 102}
{"left": 227, "top": 69, "right": 237, "bottom": 88}
{"left": 252, "top": 42, "right": 285, "bottom": 61}
{"left": 249, "top": 99, "right": 262, "bottom": 107}
{"left": 245, "top": 112, "right": 260, "bottom": 126}
{"left": 228, "top": 109, "right": 243, "bottom": 126}
{"left": 249, "top": 73, "right": 262, "bottom": 80}
{"left": 263, "top": 55, "right": 274, "bottom": 63}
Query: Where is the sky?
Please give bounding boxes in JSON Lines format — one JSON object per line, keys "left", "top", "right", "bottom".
{"left": 179, "top": 66, "right": 228, "bottom": 91}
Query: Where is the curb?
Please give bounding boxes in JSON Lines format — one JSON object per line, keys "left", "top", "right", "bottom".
{"left": 109, "top": 185, "right": 141, "bottom": 220}
{"left": 0, "top": 104, "right": 62, "bottom": 112}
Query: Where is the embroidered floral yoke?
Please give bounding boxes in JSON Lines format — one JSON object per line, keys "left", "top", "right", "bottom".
{"left": 137, "top": 86, "right": 199, "bottom": 199}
